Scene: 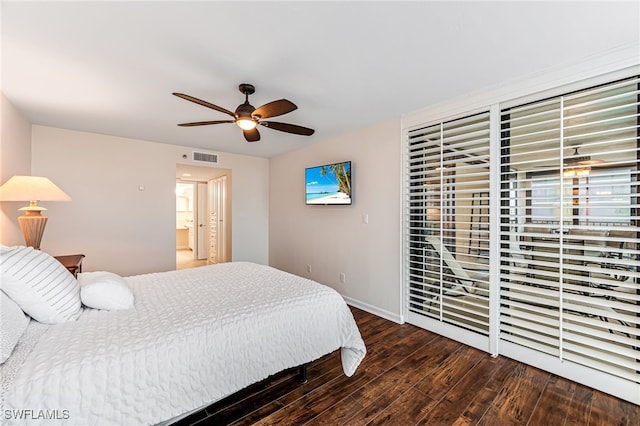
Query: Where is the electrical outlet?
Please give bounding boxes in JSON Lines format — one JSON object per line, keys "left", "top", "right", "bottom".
{"left": 340, "top": 273, "right": 346, "bottom": 284}
{"left": 307, "top": 264, "right": 311, "bottom": 273}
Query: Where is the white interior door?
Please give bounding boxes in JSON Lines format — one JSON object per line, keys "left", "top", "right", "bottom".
{"left": 218, "top": 176, "right": 227, "bottom": 262}
{"left": 208, "top": 175, "right": 227, "bottom": 264}
{"left": 195, "top": 182, "right": 208, "bottom": 260}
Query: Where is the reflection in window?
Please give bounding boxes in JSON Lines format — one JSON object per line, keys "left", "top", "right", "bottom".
{"left": 579, "top": 167, "right": 631, "bottom": 223}
{"left": 529, "top": 167, "right": 631, "bottom": 225}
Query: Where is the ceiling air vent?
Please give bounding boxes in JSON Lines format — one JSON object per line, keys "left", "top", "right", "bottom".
{"left": 192, "top": 151, "right": 219, "bottom": 164}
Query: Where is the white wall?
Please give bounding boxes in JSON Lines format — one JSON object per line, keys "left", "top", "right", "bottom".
{"left": 0, "top": 93, "right": 32, "bottom": 245}
{"left": 269, "top": 118, "right": 402, "bottom": 321}
{"left": 31, "top": 126, "right": 269, "bottom": 276}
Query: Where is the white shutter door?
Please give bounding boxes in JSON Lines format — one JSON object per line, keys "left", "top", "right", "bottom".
{"left": 499, "top": 76, "right": 640, "bottom": 391}
{"left": 406, "top": 111, "right": 491, "bottom": 347}
{"left": 404, "top": 73, "right": 639, "bottom": 403}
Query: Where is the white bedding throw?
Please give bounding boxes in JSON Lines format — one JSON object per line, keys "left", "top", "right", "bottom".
{"left": 4, "top": 262, "right": 366, "bottom": 425}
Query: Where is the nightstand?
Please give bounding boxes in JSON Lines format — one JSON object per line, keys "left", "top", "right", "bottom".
{"left": 54, "top": 254, "right": 85, "bottom": 278}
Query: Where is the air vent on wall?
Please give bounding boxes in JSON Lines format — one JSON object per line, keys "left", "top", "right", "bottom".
{"left": 192, "top": 151, "right": 219, "bottom": 164}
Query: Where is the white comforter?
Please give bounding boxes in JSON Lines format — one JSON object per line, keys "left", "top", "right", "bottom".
{"left": 4, "top": 262, "right": 366, "bottom": 425}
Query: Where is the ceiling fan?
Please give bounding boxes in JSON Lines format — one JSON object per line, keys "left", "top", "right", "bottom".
{"left": 563, "top": 146, "right": 604, "bottom": 178}
{"left": 564, "top": 146, "right": 603, "bottom": 166}
{"left": 173, "top": 83, "right": 315, "bottom": 142}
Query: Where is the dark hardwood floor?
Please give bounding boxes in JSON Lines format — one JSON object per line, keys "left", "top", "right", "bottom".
{"left": 173, "top": 307, "right": 640, "bottom": 425}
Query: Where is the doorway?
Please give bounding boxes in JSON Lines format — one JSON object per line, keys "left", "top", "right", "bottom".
{"left": 176, "top": 164, "right": 232, "bottom": 269}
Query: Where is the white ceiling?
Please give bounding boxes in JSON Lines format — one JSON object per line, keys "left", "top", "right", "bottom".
{"left": 2, "top": 1, "right": 638, "bottom": 158}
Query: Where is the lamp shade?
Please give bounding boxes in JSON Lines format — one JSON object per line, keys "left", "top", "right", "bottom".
{"left": 0, "top": 176, "right": 72, "bottom": 202}
{"left": 0, "top": 176, "right": 72, "bottom": 249}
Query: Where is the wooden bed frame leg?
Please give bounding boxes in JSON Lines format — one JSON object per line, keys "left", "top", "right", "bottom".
{"left": 298, "top": 364, "right": 308, "bottom": 384}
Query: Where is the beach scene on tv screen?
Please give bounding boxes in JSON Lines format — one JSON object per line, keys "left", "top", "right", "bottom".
{"left": 306, "top": 162, "right": 352, "bottom": 205}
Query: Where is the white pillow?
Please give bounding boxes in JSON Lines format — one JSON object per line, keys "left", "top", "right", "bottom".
{"left": 78, "top": 271, "right": 134, "bottom": 311}
{"left": 0, "top": 291, "right": 29, "bottom": 364}
{"left": 0, "top": 246, "right": 82, "bottom": 324}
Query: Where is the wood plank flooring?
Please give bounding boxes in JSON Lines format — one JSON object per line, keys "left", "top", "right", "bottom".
{"left": 176, "top": 249, "right": 208, "bottom": 270}
{"left": 172, "top": 307, "right": 640, "bottom": 425}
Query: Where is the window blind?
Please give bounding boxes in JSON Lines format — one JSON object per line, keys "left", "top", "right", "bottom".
{"left": 499, "top": 76, "right": 640, "bottom": 383}
{"left": 406, "top": 111, "right": 491, "bottom": 335}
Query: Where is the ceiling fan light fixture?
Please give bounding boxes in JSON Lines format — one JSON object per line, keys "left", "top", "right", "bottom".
{"left": 236, "top": 118, "right": 257, "bottom": 130}
{"left": 563, "top": 166, "right": 591, "bottom": 178}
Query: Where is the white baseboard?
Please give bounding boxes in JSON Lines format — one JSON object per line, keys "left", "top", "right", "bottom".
{"left": 341, "top": 296, "right": 403, "bottom": 324}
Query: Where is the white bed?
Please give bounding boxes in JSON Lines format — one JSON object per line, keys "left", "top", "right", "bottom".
{"left": 0, "top": 259, "right": 366, "bottom": 426}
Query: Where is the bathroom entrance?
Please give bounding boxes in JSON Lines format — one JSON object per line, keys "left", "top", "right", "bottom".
{"left": 176, "top": 164, "right": 232, "bottom": 269}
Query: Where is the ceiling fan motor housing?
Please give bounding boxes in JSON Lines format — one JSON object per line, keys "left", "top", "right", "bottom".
{"left": 235, "top": 101, "right": 255, "bottom": 120}
{"left": 565, "top": 147, "right": 592, "bottom": 165}
{"left": 236, "top": 83, "right": 256, "bottom": 120}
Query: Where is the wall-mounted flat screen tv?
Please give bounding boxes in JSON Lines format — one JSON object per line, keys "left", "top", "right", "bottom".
{"left": 305, "top": 161, "right": 352, "bottom": 205}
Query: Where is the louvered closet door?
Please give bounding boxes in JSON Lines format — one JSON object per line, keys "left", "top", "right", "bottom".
{"left": 406, "top": 112, "right": 491, "bottom": 346}
{"left": 499, "top": 76, "right": 640, "bottom": 390}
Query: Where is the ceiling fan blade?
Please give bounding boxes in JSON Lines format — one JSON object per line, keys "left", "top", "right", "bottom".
{"left": 252, "top": 99, "right": 297, "bottom": 119}
{"left": 260, "top": 121, "right": 315, "bottom": 136}
{"left": 178, "top": 120, "right": 234, "bottom": 127}
{"left": 243, "top": 127, "right": 260, "bottom": 142}
{"left": 173, "top": 93, "right": 235, "bottom": 117}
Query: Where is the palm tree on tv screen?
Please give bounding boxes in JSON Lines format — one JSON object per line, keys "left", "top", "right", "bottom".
{"left": 320, "top": 163, "right": 351, "bottom": 197}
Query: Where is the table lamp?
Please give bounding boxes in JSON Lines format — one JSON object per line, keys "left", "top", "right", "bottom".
{"left": 0, "top": 175, "right": 72, "bottom": 249}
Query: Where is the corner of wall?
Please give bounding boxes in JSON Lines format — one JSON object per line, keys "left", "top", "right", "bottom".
{"left": 1, "top": 92, "right": 32, "bottom": 245}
